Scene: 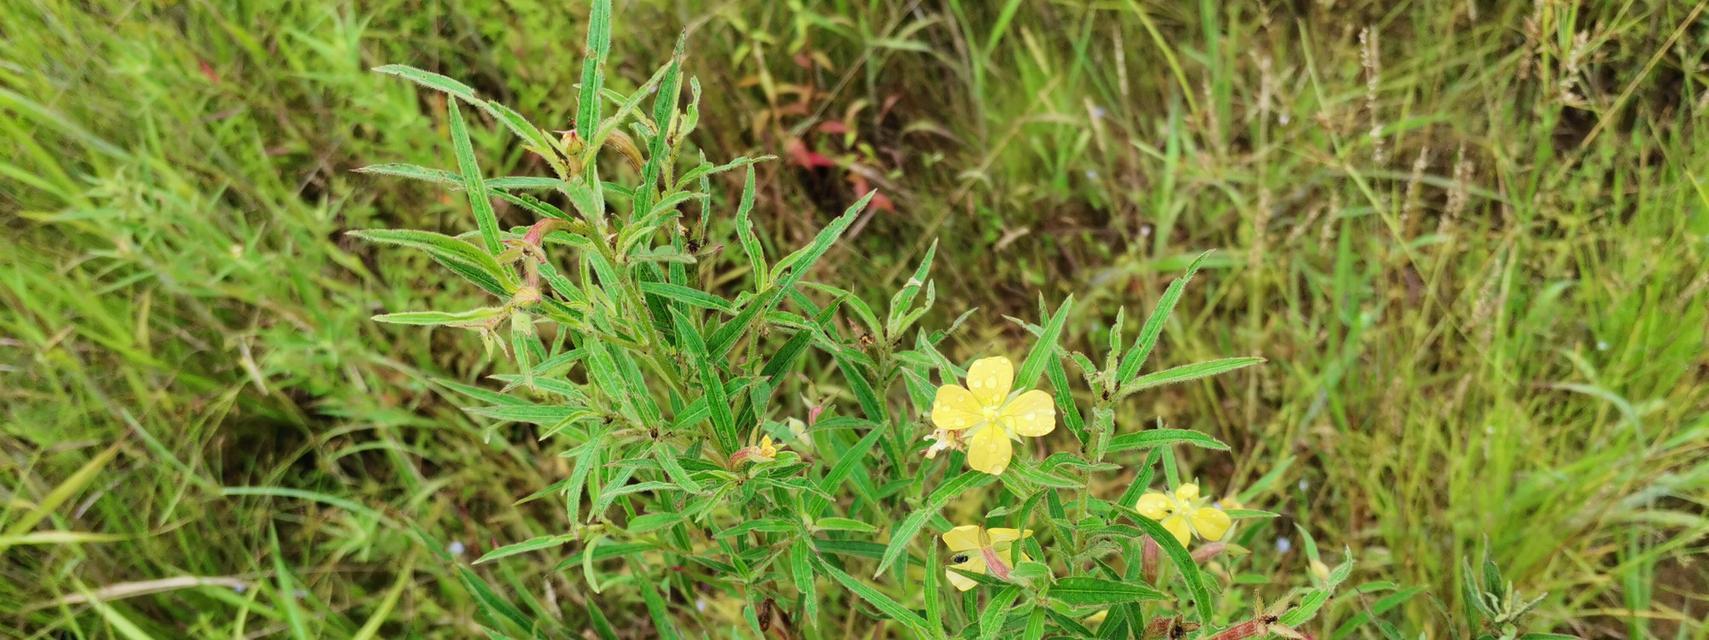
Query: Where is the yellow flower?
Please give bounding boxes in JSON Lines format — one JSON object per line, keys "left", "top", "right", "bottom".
{"left": 1134, "top": 483, "right": 1232, "bottom": 547}
{"left": 930, "top": 356, "right": 1056, "bottom": 475}
{"left": 941, "top": 525, "right": 1033, "bottom": 591}
{"left": 756, "top": 435, "right": 778, "bottom": 460}
{"left": 732, "top": 435, "right": 780, "bottom": 466}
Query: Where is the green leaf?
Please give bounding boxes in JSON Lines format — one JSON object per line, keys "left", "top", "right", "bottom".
{"left": 372, "top": 307, "right": 507, "bottom": 327}
{"left": 353, "top": 162, "right": 459, "bottom": 186}
{"left": 1224, "top": 508, "right": 1279, "bottom": 519}
{"left": 373, "top": 64, "right": 479, "bottom": 103}
{"left": 1332, "top": 587, "right": 1423, "bottom": 640}
{"left": 875, "top": 470, "right": 994, "bottom": 578}
{"left": 1015, "top": 295, "right": 1072, "bottom": 390}
{"left": 790, "top": 538, "right": 818, "bottom": 629}
{"left": 487, "top": 176, "right": 564, "bottom": 191}
{"left": 640, "top": 282, "right": 733, "bottom": 314}
{"left": 483, "top": 99, "right": 560, "bottom": 167}
{"left": 1109, "top": 502, "right": 1214, "bottom": 623}
{"left": 474, "top": 534, "right": 575, "bottom": 564}
{"left": 640, "top": 578, "right": 681, "bottom": 640}
{"left": 1045, "top": 355, "right": 1087, "bottom": 444}
{"left": 1105, "top": 428, "right": 1230, "bottom": 453}
{"left": 814, "top": 517, "right": 878, "bottom": 533}
{"left": 817, "top": 559, "right": 935, "bottom": 637}
{"left": 652, "top": 443, "right": 702, "bottom": 493}
{"left": 466, "top": 405, "right": 593, "bottom": 426}
{"left": 586, "top": 600, "right": 619, "bottom": 640}
{"left": 269, "top": 527, "right": 313, "bottom": 640}
{"left": 1117, "top": 356, "right": 1264, "bottom": 399}
{"left": 715, "top": 518, "right": 796, "bottom": 538}
{"left": 634, "top": 32, "right": 687, "bottom": 212}
{"left": 979, "top": 587, "right": 1022, "bottom": 640}
{"left": 575, "top": 0, "right": 614, "bottom": 140}
{"left": 625, "top": 512, "right": 682, "bottom": 534}
{"left": 1116, "top": 251, "right": 1209, "bottom": 383}
{"left": 924, "top": 530, "right": 944, "bottom": 630}
{"left": 1048, "top": 577, "right": 1166, "bottom": 605}
{"left": 887, "top": 239, "right": 938, "bottom": 336}
{"left": 1279, "top": 589, "right": 1332, "bottom": 627}
{"left": 1023, "top": 607, "right": 1046, "bottom": 640}
{"left": 347, "top": 228, "right": 517, "bottom": 296}
{"left": 835, "top": 353, "right": 886, "bottom": 422}
{"left": 671, "top": 309, "right": 737, "bottom": 454}
{"left": 707, "top": 190, "right": 874, "bottom": 359}
{"left": 733, "top": 167, "right": 768, "bottom": 286}
{"left": 807, "top": 425, "right": 885, "bottom": 518}
{"left": 447, "top": 100, "right": 502, "bottom": 254}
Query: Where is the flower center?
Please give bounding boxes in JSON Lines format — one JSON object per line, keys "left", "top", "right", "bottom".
{"left": 980, "top": 405, "right": 1001, "bottom": 421}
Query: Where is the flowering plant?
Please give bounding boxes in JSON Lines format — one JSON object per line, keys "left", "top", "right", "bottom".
{"left": 353, "top": 2, "right": 1367, "bottom": 637}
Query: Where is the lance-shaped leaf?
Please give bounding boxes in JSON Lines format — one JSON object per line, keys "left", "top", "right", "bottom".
{"left": 708, "top": 190, "right": 873, "bottom": 358}
{"left": 671, "top": 309, "right": 737, "bottom": 454}
{"left": 1108, "top": 501, "right": 1215, "bottom": 623}
{"left": 447, "top": 100, "right": 502, "bottom": 254}
{"left": 1047, "top": 577, "right": 1165, "bottom": 606}
{"left": 1116, "top": 251, "right": 1209, "bottom": 383}
{"left": 1116, "top": 356, "right": 1264, "bottom": 399}
{"left": 1105, "top": 428, "right": 1231, "bottom": 453}
{"left": 575, "top": 0, "right": 614, "bottom": 150}
{"left": 874, "top": 470, "right": 994, "bottom": 578}
{"left": 346, "top": 229, "right": 517, "bottom": 296}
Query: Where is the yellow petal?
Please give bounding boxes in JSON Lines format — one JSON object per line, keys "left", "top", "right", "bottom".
{"left": 931, "top": 385, "right": 983, "bottom": 431}
{"left": 966, "top": 425, "right": 1013, "bottom": 475}
{"left": 965, "top": 356, "right": 1014, "bottom": 408}
{"left": 1190, "top": 507, "right": 1232, "bottom": 542}
{"left": 1135, "top": 491, "right": 1171, "bottom": 520}
{"left": 1160, "top": 514, "right": 1192, "bottom": 546}
{"left": 1174, "top": 483, "right": 1200, "bottom": 502}
{"left": 946, "top": 549, "right": 988, "bottom": 591}
{"left": 985, "top": 528, "right": 1033, "bottom": 545}
{"left": 941, "top": 525, "right": 984, "bottom": 551}
{"left": 945, "top": 568, "right": 979, "bottom": 592}
{"left": 999, "top": 389, "right": 1056, "bottom": 437}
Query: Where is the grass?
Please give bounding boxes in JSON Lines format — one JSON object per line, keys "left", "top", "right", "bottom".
{"left": 3, "top": 0, "right": 1707, "bottom": 637}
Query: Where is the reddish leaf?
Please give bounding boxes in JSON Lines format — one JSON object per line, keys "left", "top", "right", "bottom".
{"left": 786, "top": 138, "right": 834, "bottom": 170}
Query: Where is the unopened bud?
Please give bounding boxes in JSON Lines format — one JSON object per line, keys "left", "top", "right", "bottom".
{"left": 511, "top": 285, "right": 541, "bottom": 306}
{"left": 559, "top": 128, "right": 585, "bottom": 156}
{"left": 1310, "top": 558, "right": 1331, "bottom": 583}
{"left": 1142, "top": 536, "right": 1161, "bottom": 582}
{"left": 1192, "top": 542, "right": 1227, "bottom": 563}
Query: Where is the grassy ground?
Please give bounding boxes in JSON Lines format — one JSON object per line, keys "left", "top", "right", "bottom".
{"left": 3, "top": 0, "right": 1707, "bottom": 637}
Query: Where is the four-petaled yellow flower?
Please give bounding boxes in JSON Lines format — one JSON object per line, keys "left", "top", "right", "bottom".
{"left": 941, "top": 525, "right": 1033, "bottom": 591}
{"left": 1135, "top": 483, "right": 1231, "bottom": 546}
{"left": 930, "top": 356, "right": 1055, "bottom": 475}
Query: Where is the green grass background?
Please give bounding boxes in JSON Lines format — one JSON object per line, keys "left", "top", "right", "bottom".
{"left": 3, "top": 0, "right": 1706, "bottom": 637}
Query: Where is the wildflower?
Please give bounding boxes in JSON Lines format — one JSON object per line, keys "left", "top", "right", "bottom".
{"left": 785, "top": 417, "right": 812, "bottom": 449}
{"left": 930, "top": 356, "right": 1055, "bottom": 475}
{"left": 1135, "top": 483, "right": 1232, "bottom": 547}
{"left": 941, "top": 525, "right": 1032, "bottom": 591}
{"left": 730, "top": 435, "right": 780, "bottom": 466}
